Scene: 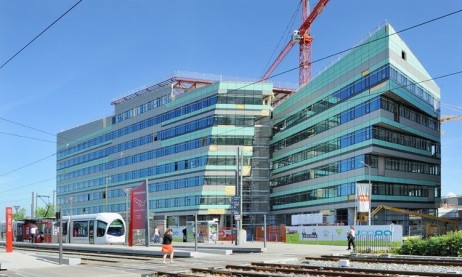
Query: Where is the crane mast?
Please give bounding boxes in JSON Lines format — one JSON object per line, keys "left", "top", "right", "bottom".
{"left": 299, "top": 0, "right": 313, "bottom": 86}
{"left": 261, "top": 0, "right": 329, "bottom": 87}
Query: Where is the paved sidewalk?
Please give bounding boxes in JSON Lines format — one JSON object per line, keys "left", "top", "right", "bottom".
{"left": 0, "top": 241, "right": 350, "bottom": 276}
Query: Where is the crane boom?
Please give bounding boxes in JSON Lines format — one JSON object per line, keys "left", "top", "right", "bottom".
{"left": 298, "top": 0, "right": 329, "bottom": 34}
{"left": 261, "top": 41, "right": 296, "bottom": 82}
{"left": 439, "top": 115, "right": 462, "bottom": 134}
{"left": 261, "top": 0, "right": 329, "bottom": 86}
{"left": 371, "top": 205, "right": 459, "bottom": 227}
{"left": 440, "top": 115, "right": 462, "bottom": 123}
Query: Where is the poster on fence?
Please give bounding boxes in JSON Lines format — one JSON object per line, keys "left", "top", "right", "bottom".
{"left": 286, "top": 225, "right": 402, "bottom": 243}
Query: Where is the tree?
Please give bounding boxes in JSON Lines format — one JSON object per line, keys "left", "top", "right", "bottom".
{"left": 13, "top": 207, "right": 27, "bottom": 221}
{"left": 35, "top": 204, "right": 56, "bottom": 218}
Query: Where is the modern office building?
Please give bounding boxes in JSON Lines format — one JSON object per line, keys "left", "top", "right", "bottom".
{"left": 269, "top": 24, "right": 441, "bottom": 231}
{"left": 56, "top": 23, "right": 441, "bottom": 234}
{"left": 56, "top": 74, "right": 290, "bottom": 229}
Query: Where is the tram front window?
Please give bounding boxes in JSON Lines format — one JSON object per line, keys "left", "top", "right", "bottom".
{"left": 107, "top": 219, "right": 124, "bottom": 236}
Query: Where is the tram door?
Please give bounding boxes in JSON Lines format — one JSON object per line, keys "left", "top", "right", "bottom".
{"left": 89, "top": 220, "right": 95, "bottom": 244}
{"left": 62, "top": 222, "right": 69, "bottom": 243}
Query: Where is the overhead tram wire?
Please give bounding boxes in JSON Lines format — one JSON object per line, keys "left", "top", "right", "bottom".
{"left": 0, "top": 131, "right": 56, "bottom": 143}
{"left": 0, "top": 117, "right": 58, "bottom": 138}
{"left": 0, "top": 177, "right": 56, "bottom": 194}
{"left": 0, "top": 115, "right": 91, "bottom": 145}
{"left": 440, "top": 103, "right": 462, "bottom": 114}
{"left": 0, "top": 197, "right": 34, "bottom": 204}
{"left": 0, "top": 0, "right": 83, "bottom": 70}
{"left": 0, "top": 153, "right": 56, "bottom": 177}
{"left": 261, "top": 1, "right": 302, "bottom": 77}
{"left": 3, "top": 9, "right": 461, "bottom": 181}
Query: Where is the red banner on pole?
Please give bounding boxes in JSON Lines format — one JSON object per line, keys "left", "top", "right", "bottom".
{"left": 6, "top": 207, "right": 13, "bottom": 253}
{"left": 129, "top": 181, "right": 147, "bottom": 246}
{"left": 356, "top": 182, "right": 371, "bottom": 213}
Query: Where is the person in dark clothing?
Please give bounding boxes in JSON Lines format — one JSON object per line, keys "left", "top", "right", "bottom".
{"left": 347, "top": 225, "right": 356, "bottom": 250}
{"left": 182, "top": 227, "right": 187, "bottom": 242}
{"left": 162, "top": 229, "right": 174, "bottom": 263}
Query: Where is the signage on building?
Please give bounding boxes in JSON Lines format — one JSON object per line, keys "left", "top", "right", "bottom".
{"left": 292, "top": 213, "right": 323, "bottom": 225}
{"left": 231, "top": 196, "right": 240, "bottom": 215}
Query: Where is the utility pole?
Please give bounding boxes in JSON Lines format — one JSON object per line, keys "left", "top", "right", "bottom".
{"left": 105, "top": 177, "right": 111, "bottom": 212}
{"left": 31, "top": 192, "right": 35, "bottom": 218}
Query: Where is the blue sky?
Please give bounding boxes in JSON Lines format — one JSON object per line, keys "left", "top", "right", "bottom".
{"left": 1, "top": 1, "right": 461, "bottom": 219}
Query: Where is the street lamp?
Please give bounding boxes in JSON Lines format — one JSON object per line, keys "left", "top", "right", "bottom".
{"left": 13, "top": 205, "right": 20, "bottom": 219}
{"left": 234, "top": 147, "right": 243, "bottom": 245}
{"left": 361, "top": 161, "right": 372, "bottom": 226}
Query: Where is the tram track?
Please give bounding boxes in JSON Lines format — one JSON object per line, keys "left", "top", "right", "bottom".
{"left": 307, "top": 255, "right": 462, "bottom": 267}
{"left": 12, "top": 245, "right": 156, "bottom": 264}
{"left": 153, "top": 262, "right": 462, "bottom": 277}
{"left": 11, "top": 243, "right": 462, "bottom": 276}
{"left": 150, "top": 256, "right": 462, "bottom": 276}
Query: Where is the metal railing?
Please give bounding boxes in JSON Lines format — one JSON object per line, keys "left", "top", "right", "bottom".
{"left": 355, "top": 235, "right": 394, "bottom": 253}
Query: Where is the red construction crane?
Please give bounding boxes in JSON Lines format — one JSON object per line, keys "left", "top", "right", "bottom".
{"left": 261, "top": 0, "right": 329, "bottom": 87}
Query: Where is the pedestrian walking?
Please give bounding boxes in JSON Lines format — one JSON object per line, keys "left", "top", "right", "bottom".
{"left": 182, "top": 227, "right": 187, "bottom": 242}
{"left": 162, "top": 229, "right": 174, "bottom": 264}
{"left": 154, "top": 226, "right": 160, "bottom": 244}
{"left": 347, "top": 225, "right": 355, "bottom": 250}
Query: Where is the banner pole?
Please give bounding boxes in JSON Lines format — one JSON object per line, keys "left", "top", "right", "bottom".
{"left": 128, "top": 189, "right": 134, "bottom": 247}
{"left": 145, "top": 179, "right": 150, "bottom": 247}
{"left": 354, "top": 184, "right": 357, "bottom": 226}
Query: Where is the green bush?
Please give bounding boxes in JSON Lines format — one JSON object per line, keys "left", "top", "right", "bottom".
{"left": 394, "top": 231, "right": 462, "bottom": 257}
{"left": 393, "top": 237, "right": 425, "bottom": 255}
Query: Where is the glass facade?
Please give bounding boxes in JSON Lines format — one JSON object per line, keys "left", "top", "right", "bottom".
{"left": 56, "top": 81, "right": 271, "bottom": 220}
{"left": 56, "top": 24, "right": 440, "bottom": 231}
{"left": 269, "top": 24, "right": 441, "bottom": 228}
